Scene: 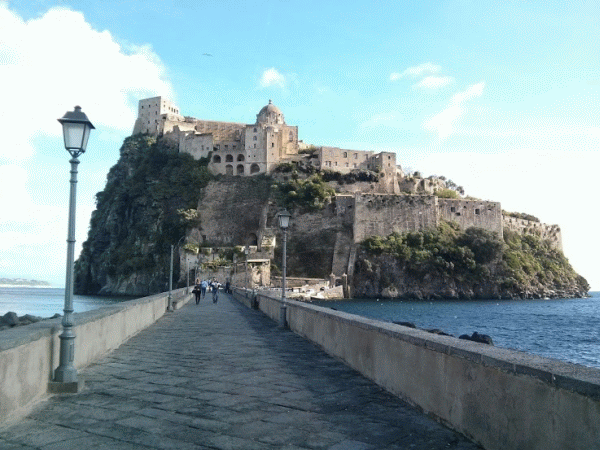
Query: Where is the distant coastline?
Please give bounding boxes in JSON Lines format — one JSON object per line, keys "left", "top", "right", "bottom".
{"left": 0, "top": 278, "right": 52, "bottom": 288}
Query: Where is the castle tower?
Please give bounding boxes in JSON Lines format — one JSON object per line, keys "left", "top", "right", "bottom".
{"left": 132, "top": 96, "right": 181, "bottom": 135}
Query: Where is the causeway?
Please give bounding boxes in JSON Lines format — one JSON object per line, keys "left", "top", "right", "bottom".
{"left": 0, "top": 292, "right": 481, "bottom": 450}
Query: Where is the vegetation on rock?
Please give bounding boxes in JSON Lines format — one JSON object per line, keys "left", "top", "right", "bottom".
{"left": 272, "top": 173, "right": 335, "bottom": 212}
{"left": 74, "top": 135, "right": 212, "bottom": 295}
{"left": 357, "top": 222, "right": 588, "bottom": 299}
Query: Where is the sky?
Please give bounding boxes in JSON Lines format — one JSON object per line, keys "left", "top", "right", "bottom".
{"left": 0, "top": 0, "right": 598, "bottom": 290}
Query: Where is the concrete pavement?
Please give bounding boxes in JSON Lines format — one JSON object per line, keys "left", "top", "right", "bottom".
{"left": 0, "top": 292, "right": 482, "bottom": 449}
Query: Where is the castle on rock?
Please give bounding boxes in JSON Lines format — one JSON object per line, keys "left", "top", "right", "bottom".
{"left": 133, "top": 96, "right": 399, "bottom": 193}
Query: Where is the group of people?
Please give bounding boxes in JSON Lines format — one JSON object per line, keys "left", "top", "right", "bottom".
{"left": 193, "top": 278, "right": 230, "bottom": 304}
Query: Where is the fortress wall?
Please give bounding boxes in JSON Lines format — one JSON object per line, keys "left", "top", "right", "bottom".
{"left": 180, "top": 132, "right": 213, "bottom": 160}
{"left": 353, "top": 194, "right": 438, "bottom": 243}
{"left": 503, "top": 217, "right": 563, "bottom": 250}
{"left": 438, "top": 199, "right": 503, "bottom": 236}
{"left": 239, "top": 289, "right": 600, "bottom": 450}
{"left": 193, "top": 120, "right": 245, "bottom": 142}
{"left": 319, "top": 147, "right": 373, "bottom": 172}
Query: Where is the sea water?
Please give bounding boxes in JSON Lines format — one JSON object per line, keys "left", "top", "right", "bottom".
{"left": 0, "top": 287, "right": 134, "bottom": 318}
{"left": 314, "top": 292, "right": 600, "bottom": 369}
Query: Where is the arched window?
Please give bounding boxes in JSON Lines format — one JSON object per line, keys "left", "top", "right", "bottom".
{"left": 225, "top": 164, "right": 233, "bottom": 175}
{"left": 253, "top": 127, "right": 257, "bottom": 132}
{"left": 237, "top": 164, "right": 244, "bottom": 175}
{"left": 253, "top": 136, "right": 257, "bottom": 141}
{"left": 225, "top": 154, "right": 233, "bottom": 162}
{"left": 343, "top": 152, "right": 347, "bottom": 158}
{"left": 250, "top": 163, "right": 260, "bottom": 174}
{"left": 213, "top": 155, "right": 221, "bottom": 163}
{"left": 237, "top": 154, "right": 245, "bottom": 161}
{"left": 288, "top": 131, "right": 293, "bottom": 141}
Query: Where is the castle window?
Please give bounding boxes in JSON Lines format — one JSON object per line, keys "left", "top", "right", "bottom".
{"left": 250, "top": 163, "right": 260, "bottom": 174}
{"left": 226, "top": 154, "right": 233, "bottom": 162}
{"left": 253, "top": 136, "right": 257, "bottom": 141}
{"left": 253, "top": 127, "right": 257, "bottom": 132}
{"left": 237, "top": 154, "right": 245, "bottom": 161}
{"left": 213, "top": 155, "right": 221, "bottom": 163}
{"left": 475, "top": 209, "right": 480, "bottom": 215}
{"left": 271, "top": 143, "right": 275, "bottom": 147}
{"left": 354, "top": 153, "right": 358, "bottom": 159}
{"left": 225, "top": 145, "right": 228, "bottom": 149}
{"left": 237, "top": 164, "right": 244, "bottom": 175}
{"left": 343, "top": 152, "right": 347, "bottom": 158}
{"left": 451, "top": 207, "right": 456, "bottom": 213}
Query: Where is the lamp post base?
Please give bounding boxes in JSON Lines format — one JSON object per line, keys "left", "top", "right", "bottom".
{"left": 48, "top": 378, "right": 85, "bottom": 394}
{"left": 279, "top": 304, "right": 288, "bottom": 328}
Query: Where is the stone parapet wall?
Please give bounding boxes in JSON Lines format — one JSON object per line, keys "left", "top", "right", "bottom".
{"left": 0, "top": 289, "right": 191, "bottom": 426}
{"left": 237, "top": 289, "right": 600, "bottom": 450}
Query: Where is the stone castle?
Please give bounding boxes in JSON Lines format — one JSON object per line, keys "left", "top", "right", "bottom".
{"left": 132, "top": 97, "right": 563, "bottom": 279}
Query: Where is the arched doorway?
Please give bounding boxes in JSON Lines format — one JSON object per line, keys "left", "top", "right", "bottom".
{"left": 250, "top": 163, "right": 260, "bottom": 174}
{"left": 225, "top": 164, "right": 233, "bottom": 175}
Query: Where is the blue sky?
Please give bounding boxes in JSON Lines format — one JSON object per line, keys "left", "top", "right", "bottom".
{"left": 1, "top": 0, "right": 598, "bottom": 289}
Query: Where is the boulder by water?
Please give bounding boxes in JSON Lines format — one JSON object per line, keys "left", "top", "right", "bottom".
{"left": 459, "top": 332, "right": 494, "bottom": 345}
{"left": 0, "top": 312, "right": 60, "bottom": 331}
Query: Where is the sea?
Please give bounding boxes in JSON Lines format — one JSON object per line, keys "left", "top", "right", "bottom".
{"left": 0, "top": 287, "right": 135, "bottom": 318}
{"left": 314, "top": 291, "right": 600, "bottom": 369}
{"left": 2, "top": 287, "right": 599, "bottom": 370}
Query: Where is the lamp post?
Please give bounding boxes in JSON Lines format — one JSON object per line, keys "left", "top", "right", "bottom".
{"left": 244, "top": 244, "right": 250, "bottom": 290}
{"left": 277, "top": 209, "right": 291, "bottom": 328}
{"left": 53, "top": 106, "right": 94, "bottom": 387}
{"left": 168, "top": 235, "right": 185, "bottom": 311}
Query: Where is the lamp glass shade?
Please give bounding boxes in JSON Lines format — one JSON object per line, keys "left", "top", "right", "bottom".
{"left": 58, "top": 106, "right": 95, "bottom": 153}
{"left": 278, "top": 210, "right": 291, "bottom": 229}
{"left": 62, "top": 122, "right": 90, "bottom": 151}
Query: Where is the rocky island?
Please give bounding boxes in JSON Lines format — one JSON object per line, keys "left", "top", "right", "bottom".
{"left": 73, "top": 98, "right": 589, "bottom": 300}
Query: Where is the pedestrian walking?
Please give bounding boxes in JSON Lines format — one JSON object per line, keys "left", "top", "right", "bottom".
{"left": 200, "top": 279, "right": 208, "bottom": 299}
{"left": 192, "top": 282, "right": 202, "bottom": 305}
{"left": 211, "top": 279, "right": 219, "bottom": 303}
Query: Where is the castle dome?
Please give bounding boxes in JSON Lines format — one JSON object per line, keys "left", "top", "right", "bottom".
{"left": 256, "top": 100, "right": 285, "bottom": 125}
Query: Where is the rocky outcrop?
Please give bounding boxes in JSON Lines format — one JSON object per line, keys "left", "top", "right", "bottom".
{"left": 352, "top": 251, "right": 588, "bottom": 300}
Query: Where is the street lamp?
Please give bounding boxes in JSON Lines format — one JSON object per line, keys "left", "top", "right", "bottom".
{"left": 53, "top": 106, "right": 94, "bottom": 387}
{"left": 168, "top": 235, "right": 185, "bottom": 312}
{"left": 277, "top": 209, "right": 291, "bottom": 328}
{"left": 244, "top": 244, "right": 250, "bottom": 290}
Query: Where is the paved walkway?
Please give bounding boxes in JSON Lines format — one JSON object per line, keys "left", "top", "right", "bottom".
{"left": 0, "top": 292, "right": 482, "bottom": 450}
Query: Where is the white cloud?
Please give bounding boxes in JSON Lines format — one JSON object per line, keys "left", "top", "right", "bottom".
{"left": 0, "top": 4, "right": 173, "bottom": 283}
{"left": 390, "top": 62, "right": 441, "bottom": 81}
{"left": 423, "top": 82, "right": 485, "bottom": 139}
{"left": 0, "top": 4, "right": 173, "bottom": 162}
{"left": 259, "top": 68, "right": 286, "bottom": 89}
{"left": 414, "top": 76, "right": 454, "bottom": 89}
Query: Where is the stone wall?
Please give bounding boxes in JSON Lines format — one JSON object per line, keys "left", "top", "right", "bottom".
{"left": 353, "top": 194, "right": 438, "bottom": 243}
{"left": 503, "top": 216, "right": 563, "bottom": 250}
{"left": 438, "top": 198, "right": 503, "bottom": 237}
{"left": 239, "top": 289, "right": 600, "bottom": 450}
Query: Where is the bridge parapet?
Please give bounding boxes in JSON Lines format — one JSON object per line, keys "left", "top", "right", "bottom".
{"left": 0, "top": 288, "right": 191, "bottom": 426}
{"left": 233, "top": 289, "right": 600, "bottom": 450}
